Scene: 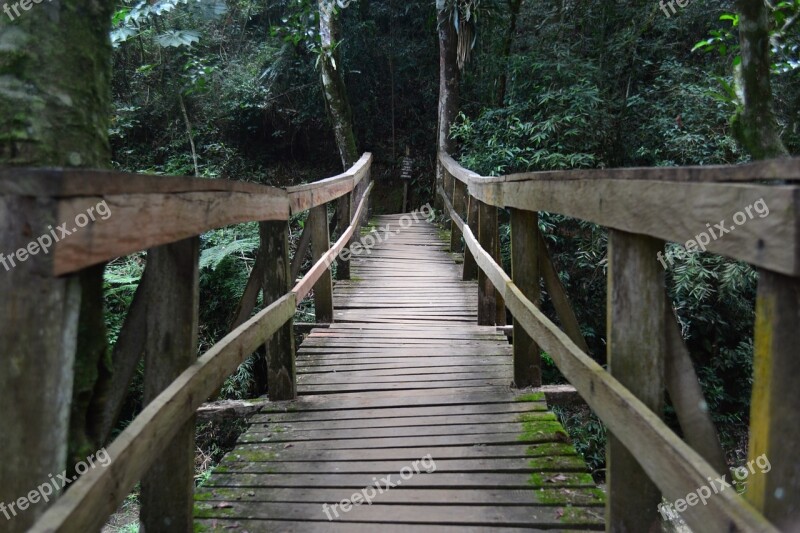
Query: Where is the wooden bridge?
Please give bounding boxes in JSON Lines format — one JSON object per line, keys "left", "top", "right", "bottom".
{"left": 1, "top": 152, "right": 799, "bottom": 532}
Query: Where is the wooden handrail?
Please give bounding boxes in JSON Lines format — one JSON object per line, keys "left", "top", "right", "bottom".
{"left": 293, "top": 181, "right": 374, "bottom": 301}
{"left": 286, "top": 152, "right": 372, "bottom": 213}
{"left": 437, "top": 151, "right": 799, "bottom": 532}
{"left": 5, "top": 153, "right": 374, "bottom": 532}
{"left": 440, "top": 152, "right": 800, "bottom": 276}
{"left": 31, "top": 293, "right": 297, "bottom": 532}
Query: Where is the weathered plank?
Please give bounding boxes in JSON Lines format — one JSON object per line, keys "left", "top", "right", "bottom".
{"left": 53, "top": 190, "right": 289, "bottom": 275}
{"left": 287, "top": 153, "right": 372, "bottom": 212}
{"left": 141, "top": 237, "right": 199, "bottom": 533}
{"left": 747, "top": 269, "right": 800, "bottom": 529}
{"left": 606, "top": 231, "right": 665, "bottom": 532}
{"left": 511, "top": 208, "right": 541, "bottom": 387}
{"left": 32, "top": 294, "right": 296, "bottom": 532}
{"left": 262, "top": 221, "right": 296, "bottom": 401}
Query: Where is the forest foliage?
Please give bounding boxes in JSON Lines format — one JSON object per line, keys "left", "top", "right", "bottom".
{"left": 104, "top": 0, "right": 799, "bottom": 472}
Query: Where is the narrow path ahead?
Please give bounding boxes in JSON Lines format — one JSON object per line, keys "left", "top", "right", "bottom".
{"left": 195, "top": 214, "right": 605, "bottom": 531}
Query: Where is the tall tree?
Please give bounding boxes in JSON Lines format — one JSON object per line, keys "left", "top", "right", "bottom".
{"left": 436, "top": 0, "right": 460, "bottom": 200}
{"left": 319, "top": 0, "right": 359, "bottom": 169}
{"left": 0, "top": 0, "right": 113, "bottom": 529}
{"left": 733, "top": 0, "right": 789, "bottom": 159}
{"left": 496, "top": 0, "right": 522, "bottom": 106}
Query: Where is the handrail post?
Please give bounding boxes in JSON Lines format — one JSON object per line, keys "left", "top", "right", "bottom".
{"left": 262, "top": 221, "right": 297, "bottom": 400}
{"left": 450, "top": 176, "right": 464, "bottom": 253}
{"left": 0, "top": 196, "right": 80, "bottom": 532}
{"left": 746, "top": 269, "right": 800, "bottom": 528}
{"left": 511, "top": 208, "right": 541, "bottom": 387}
{"left": 310, "top": 205, "right": 334, "bottom": 322}
{"left": 606, "top": 230, "right": 665, "bottom": 531}
{"left": 477, "top": 200, "right": 498, "bottom": 325}
{"left": 140, "top": 237, "right": 200, "bottom": 533}
{"left": 462, "top": 195, "right": 479, "bottom": 281}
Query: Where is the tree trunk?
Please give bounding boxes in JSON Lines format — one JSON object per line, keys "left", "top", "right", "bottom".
{"left": 319, "top": 0, "right": 359, "bottom": 169}
{"left": 733, "top": 0, "right": 789, "bottom": 159}
{"left": 0, "top": 0, "right": 113, "bottom": 528}
{"left": 496, "top": 0, "right": 522, "bottom": 106}
{"left": 436, "top": 0, "right": 460, "bottom": 206}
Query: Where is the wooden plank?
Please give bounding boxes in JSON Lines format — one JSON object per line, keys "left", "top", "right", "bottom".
{"left": 462, "top": 194, "right": 479, "bottom": 281}
{"left": 469, "top": 177, "right": 800, "bottom": 276}
{"left": 451, "top": 179, "right": 467, "bottom": 253}
{"left": 287, "top": 153, "right": 372, "bottom": 213}
{"left": 439, "top": 150, "right": 800, "bottom": 184}
{"left": 31, "top": 294, "right": 296, "bottom": 533}
{"left": 477, "top": 200, "right": 498, "bottom": 325}
{"left": 0, "top": 167, "right": 294, "bottom": 197}
{"left": 747, "top": 269, "right": 800, "bottom": 529}
{"left": 336, "top": 190, "right": 352, "bottom": 279}
{"left": 606, "top": 231, "right": 665, "bottom": 532}
{"left": 0, "top": 196, "right": 79, "bottom": 533}
{"left": 309, "top": 204, "right": 334, "bottom": 322}
{"left": 97, "top": 265, "right": 149, "bottom": 443}
{"left": 498, "top": 285, "right": 776, "bottom": 532}
{"left": 292, "top": 182, "right": 373, "bottom": 302}
{"left": 53, "top": 190, "right": 289, "bottom": 275}
{"left": 664, "top": 301, "right": 728, "bottom": 476}
{"left": 140, "top": 237, "right": 199, "bottom": 533}
{"left": 290, "top": 220, "right": 312, "bottom": 281}
{"left": 511, "top": 208, "right": 541, "bottom": 387}
{"left": 230, "top": 251, "right": 264, "bottom": 330}
{"left": 456, "top": 217, "right": 774, "bottom": 531}
{"left": 262, "top": 221, "right": 297, "bottom": 401}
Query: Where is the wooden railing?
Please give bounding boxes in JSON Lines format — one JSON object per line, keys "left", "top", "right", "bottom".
{"left": 0, "top": 154, "right": 371, "bottom": 532}
{"left": 437, "top": 152, "right": 800, "bottom": 532}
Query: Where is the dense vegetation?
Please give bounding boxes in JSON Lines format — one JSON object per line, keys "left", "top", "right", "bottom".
{"left": 103, "top": 0, "right": 798, "bottom": 482}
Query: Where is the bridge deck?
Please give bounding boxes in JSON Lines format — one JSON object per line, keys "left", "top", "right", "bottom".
{"left": 195, "top": 215, "right": 605, "bottom": 531}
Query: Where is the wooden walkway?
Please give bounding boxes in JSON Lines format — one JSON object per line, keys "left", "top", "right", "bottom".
{"left": 195, "top": 214, "right": 605, "bottom": 531}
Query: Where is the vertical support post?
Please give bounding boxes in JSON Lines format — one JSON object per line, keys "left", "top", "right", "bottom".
{"left": 336, "top": 192, "right": 352, "bottom": 280}
{"left": 442, "top": 170, "right": 453, "bottom": 224}
{"left": 494, "top": 221, "right": 507, "bottom": 326}
{"left": 360, "top": 168, "right": 371, "bottom": 227}
{"left": 746, "top": 269, "right": 800, "bottom": 529}
{"left": 450, "top": 177, "right": 464, "bottom": 253}
{"left": 511, "top": 208, "right": 541, "bottom": 388}
{"left": 462, "top": 195, "right": 479, "bottom": 281}
{"left": 262, "top": 221, "right": 297, "bottom": 400}
{"left": 141, "top": 237, "right": 200, "bottom": 533}
{"left": 606, "top": 230, "right": 664, "bottom": 532}
{"left": 0, "top": 197, "right": 80, "bottom": 532}
{"left": 310, "top": 204, "right": 334, "bottom": 322}
{"left": 477, "top": 200, "right": 498, "bottom": 325}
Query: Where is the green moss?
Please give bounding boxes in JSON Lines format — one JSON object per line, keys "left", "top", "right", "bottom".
{"left": 517, "top": 412, "right": 557, "bottom": 423}
{"left": 517, "top": 419, "right": 569, "bottom": 442}
{"left": 525, "top": 442, "right": 578, "bottom": 457}
{"left": 194, "top": 487, "right": 242, "bottom": 502}
{"left": 222, "top": 449, "right": 279, "bottom": 462}
{"left": 194, "top": 522, "right": 210, "bottom": 532}
{"left": 516, "top": 392, "right": 545, "bottom": 402}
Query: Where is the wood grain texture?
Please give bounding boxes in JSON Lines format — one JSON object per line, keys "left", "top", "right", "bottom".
{"left": 465, "top": 232, "right": 776, "bottom": 532}
{"left": 606, "top": 231, "right": 664, "bottom": 533}
{"left": 440, "top": 152, "right": 800, "bottom": 275}
{"left": 141, "top": 237, "right": 199, "bottom": 533}
{"left": 287, "top": 153, "right": 372, "bottom": 213}
{"left": 511, "top": 208, "right": 541, "bottom": 388}
{"left": 32, "top": 294, "right": 296, "bottom": 533}
{"left": 309, "top": 204, "right": 334, "bottom": 322}
{"left": 747, "top": 270, "right": 800, "bottom": 529}
{"left": 53, "top": 190, "right": 289, "bottom": 275}
{"left": 0, "top": 197, "right": 80, "bottom": 533}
